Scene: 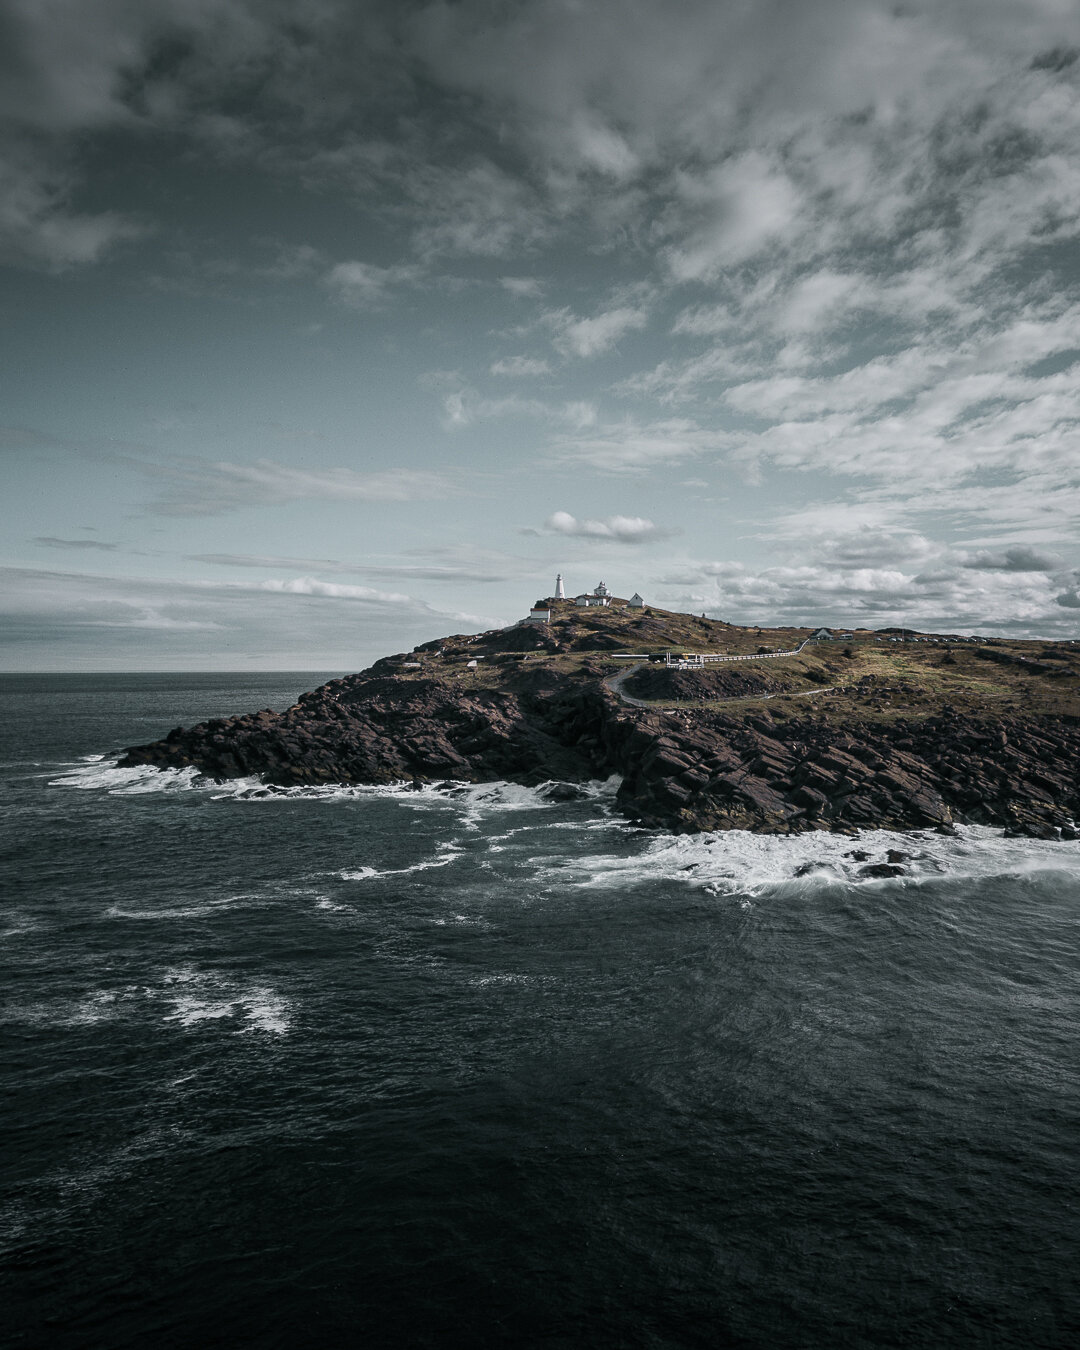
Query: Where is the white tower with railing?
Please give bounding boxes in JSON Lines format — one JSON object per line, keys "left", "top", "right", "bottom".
{"left": 555, "top": 573, "right": 565, "bottom": 599}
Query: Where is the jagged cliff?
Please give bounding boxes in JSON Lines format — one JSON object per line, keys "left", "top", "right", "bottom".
{"left": 119, "top": 599, "right": 1080, "bottom": 838}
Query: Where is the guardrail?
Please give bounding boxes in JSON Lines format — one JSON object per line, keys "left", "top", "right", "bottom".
{"left": 662, "top": 635, "right": 816, "bottom": 666}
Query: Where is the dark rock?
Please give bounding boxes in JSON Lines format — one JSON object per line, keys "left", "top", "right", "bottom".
{"left": 859, "top": 863, "right": 907, "bottom": 878}
{"left": 542, "top": 782, "right": 590, "bottom": 802}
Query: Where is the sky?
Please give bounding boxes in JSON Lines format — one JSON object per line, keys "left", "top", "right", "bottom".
{"left": 3, "top": 0, "right": 1080, "bottom": 670}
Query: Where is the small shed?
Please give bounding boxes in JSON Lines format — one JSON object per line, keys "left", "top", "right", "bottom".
{"left": 628, "top": 592, "right": 645, "bottom": 609}
{"left": 526, "top": 606, "right": 552, "bottom": 624}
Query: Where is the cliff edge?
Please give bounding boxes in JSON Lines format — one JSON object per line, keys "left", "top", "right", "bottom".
{"left": 119, "top": 600, "right": 1080, "bottom": 838}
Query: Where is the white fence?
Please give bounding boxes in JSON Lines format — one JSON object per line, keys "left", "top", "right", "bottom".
{"left": 663, "top": 636, "right": 816, "bottom": 667}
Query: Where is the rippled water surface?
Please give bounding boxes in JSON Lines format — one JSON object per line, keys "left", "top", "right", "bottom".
{"left": 3, "top": 673, "right": 1080, "bottom": 1349}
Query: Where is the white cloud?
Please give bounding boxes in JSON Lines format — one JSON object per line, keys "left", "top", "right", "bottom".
{"left": 665, "top": 152, "right": 803, "bottom": 280}
{"left": 256, "top": 577, "right": 414, "bottom": 603}
{"left": 500, "top": 276, "right": 544, "bottom": 298}
{"left": 555, "top": 417, "right": 730, "bottom": 472}
{"left": 0, "top": 564, "right": 491, "bottom": 670}
{"left": 137, "top": 457, "right": 455, "bottom": 516}
{"left": 323, "top": 259, "right": 421, "bottom": 307}
{"left": 546, "top": 303, "right": 650, "bottom": 359}
{"left": 661, "top": 531, "right": 1080, "bottom": 636}
{"left": 542, "top": 511, "right": 675, "bottom": 544}
{"left": 490, "top": 355, "right": 551, "bottom": 377}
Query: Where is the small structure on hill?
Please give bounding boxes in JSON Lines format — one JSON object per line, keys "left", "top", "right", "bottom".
{"left": 526, "top": 603, "right": 552, "bottom": 624}
{"left": 555, "top": 573, "right": 565, "bottom": 599}
{"left": 811, "top": 628, "right": 833, "bottom": 641}
{"left": 575, "top": 581, "right": 612, "bottom": 608}
{"left": 628, "top": 592, "right": 645, "bottom": 609}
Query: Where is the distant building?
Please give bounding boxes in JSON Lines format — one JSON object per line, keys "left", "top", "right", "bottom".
{"left": 575, "top": 581, "right": 612, "bottom": 608}
{"left": 810, "top": 628, "right": 833, "bottom": 641}
{"left": 628, "top": 592, "right": 645, "bottom": 609}
{"left": 555, "top": 573, "right": 566, "bottom": 599}
{"left": 526, "top": 604, "right": 552, "bottom": 624}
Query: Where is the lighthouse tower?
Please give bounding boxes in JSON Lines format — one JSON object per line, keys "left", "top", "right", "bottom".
{"left": 555, "top": 573, "right": 565, "bottom": 599}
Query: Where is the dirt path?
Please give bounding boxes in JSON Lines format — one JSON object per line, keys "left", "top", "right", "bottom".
{"left": 604, "top": 661, "right": 841, "bottom": 710}
{"left": 603, "top": 663, "right": 650, "bottom": 707}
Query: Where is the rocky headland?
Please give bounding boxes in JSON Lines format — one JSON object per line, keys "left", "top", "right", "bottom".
{"left": 119, "top": 599, "right": 1080, "bottom": 840}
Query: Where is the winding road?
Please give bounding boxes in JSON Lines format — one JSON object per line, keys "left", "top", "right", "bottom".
{"left": 603, "top": 657, "right": 840, "bottom": 710}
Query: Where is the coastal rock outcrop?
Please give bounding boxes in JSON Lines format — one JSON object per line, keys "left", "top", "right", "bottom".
{"left": 118, "top": 605, "right": 1080, "bottom": 837}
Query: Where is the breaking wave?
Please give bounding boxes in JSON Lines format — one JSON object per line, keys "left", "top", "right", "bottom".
{"left": 50, "top": 757, "right": 621, "bottom": 819}
{"left": 532, "top": 824, "right": 1080, "bottom": 897}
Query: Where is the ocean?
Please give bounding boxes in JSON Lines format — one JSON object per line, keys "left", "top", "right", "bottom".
{"left": 3, "top": 672, "right": 1080, "bottom": 1349}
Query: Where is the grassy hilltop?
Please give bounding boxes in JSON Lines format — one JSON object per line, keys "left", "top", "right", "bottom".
{"left": 383, "top": 595, "right": 1080, "bottom": 724}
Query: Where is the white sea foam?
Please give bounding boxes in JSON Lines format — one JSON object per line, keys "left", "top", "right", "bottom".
{"left": 338, "top": 840, "right": 465, "bottom": 881}
{"left": 158, "top": 967, "right": 291, "bottom": 1034}
{"left": 315, "top": 897, "right": 352, "bottom": 912}
{"left": 0, "top": 989, "right": 129, "bottom": 1028}
{"left": 531, "top": 825, "right": 1080, "bottom": 897}
{"left": 50, "top": 761, "right": 203, "bottom": 794}
{"left": 105, "top": 893, "right": 268, "bottom": 920}
{"left": 50, "top": 760, "right": 625, "bottom": 831}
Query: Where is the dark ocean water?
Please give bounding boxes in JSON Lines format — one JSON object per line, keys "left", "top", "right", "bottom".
{"left": 3, "top": 672, "right": 1080, "bottom": 1350}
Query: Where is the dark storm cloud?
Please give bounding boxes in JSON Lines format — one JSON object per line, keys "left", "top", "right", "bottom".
{"left": 7, "top": 0, "right": 1078, "bottom": 269}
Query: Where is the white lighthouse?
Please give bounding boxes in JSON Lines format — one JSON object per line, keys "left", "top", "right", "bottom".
{"left": 555, "top": 573, "right": 565, "bottom": 599}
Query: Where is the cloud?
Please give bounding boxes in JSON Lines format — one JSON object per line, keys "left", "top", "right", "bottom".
{"left": 541, "top": 511, "right": 675, "bottom": 544}
{"left": 187, "top": 552, "right": 507, "bottom": 582}
{"left": 500, "top": 276, "right": 544, "bottom": 299}
{"left": 6, "top": 0, "right": 1080, "bottom": 647}
{"left": 555, "top": 417, "right": 729, "bottom": 472}
{"left": 136, "top": 457, "right": 455, "bottom": 516}
{"left": 0, "top": 424, "right": 68, "bottom": 450}
{"left": 432, "top": 381, "right": 596, "bottom": 431}
{"left": 323, "top": 259, "right": 422, "bottom": 307}
{"left": 962, "top": 545, "right": 1060, "bottom": 572}
{"left": 547, "top": 304, "right": 649, "bottom": 359}
{"left": 0, "top": 564, "right": 490, "bottom": 671}
{"left": 665, "top": 152, "right": 803, "bottom": 280}
{"left": 255, "top": 577, "right": 413, "bottom": 603}
{"left": 490, "top": 356, "right": 551, "bottom": 377}
{"left": 659, "top": 522, "right": 1080, "bottom": 635}
{"left": 33, "top": 536, "right": 118, "bottom": 551}
{"left": 0, "top": 158, "right": 143, "bottom": 268}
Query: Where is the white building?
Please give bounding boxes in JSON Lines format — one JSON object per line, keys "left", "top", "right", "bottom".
{"left": 526, "top": 605, "right": 552, "bottom": 624}
{"left": 575, "top": 581, "right": 612, "bottom": 608}
{"left": 628, "top": 592, "right": 645, "bottom": 609}
{"left": 555, "top": 573, "right": 565, "bottom": 599}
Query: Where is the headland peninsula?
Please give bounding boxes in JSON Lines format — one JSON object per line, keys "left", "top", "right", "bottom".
{"left": 121, "top": 592, "right": 1080, "bottom": 842}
